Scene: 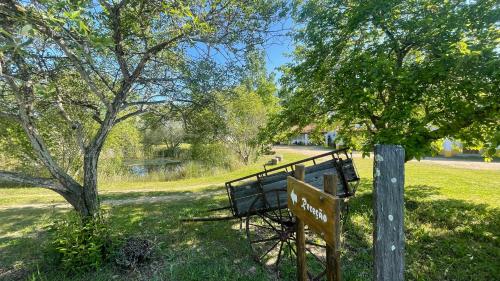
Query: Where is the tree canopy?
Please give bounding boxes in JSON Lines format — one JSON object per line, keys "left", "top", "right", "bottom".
{"left": 0, "top": 0, "right": 286, "bottom": 216}
{"left": 184, "top": 49, "right": 279, "bottom": 164}
{"left": 274, "top": 0, "right": 499, "bottom": 160}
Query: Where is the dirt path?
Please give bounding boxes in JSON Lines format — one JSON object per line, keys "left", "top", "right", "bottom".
{"left": 0, "top": 189, "right": 226, "bottom": 210}
{"left": 274, "top": 145, "right": 500, "bottom": 171}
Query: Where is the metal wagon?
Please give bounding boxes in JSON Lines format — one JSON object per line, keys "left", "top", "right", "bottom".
{"left": 186, "top": 148, "right": 360, "bottom": 279}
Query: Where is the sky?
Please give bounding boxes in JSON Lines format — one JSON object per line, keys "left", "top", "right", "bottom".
{"left": 264, "top": 37, "right": 294, "bottom": 78}
{"left": 263, "top": 18, "right": 295, "bottom": 79}
{"left": 186, "top": 17, "right": 296, "bottom": 82}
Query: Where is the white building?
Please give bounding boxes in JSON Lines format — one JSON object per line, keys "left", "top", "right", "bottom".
{"left": 289, "top": 125, "right": 340, "bottom": 147}
{"left": 289, "top": 125, "right": 314, "bottom": 145}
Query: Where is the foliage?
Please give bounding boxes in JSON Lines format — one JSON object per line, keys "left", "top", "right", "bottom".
{"left": 142, "top": 120, "right": 186, "bottom": 158}
{"left": 275, "top": 0, "right": 499, "bottom": 160}
{"left": 0, "top": 118, "right": 40, "bottom": 173}
{"left": 185, "top": 50, "right": 279, "bottom": 164}
{"left": 45, "top": 211, "right": 112, "bottom": 274}
{"left": 242, "top": 49, "right": 279, "bottom": 108}
{"left": 225, "top": 87, "right": 269, "bottom": 164}
{"left": 98, "top": 118, "right": 143, "bottom": 178}
{"left": 185, "top": 104, "right": 228, "bottom": 144}
{"left": 190, "top": 142, "right": 239, "bottom": 169}
{"left": 0, "top": 0, "right": 287, "bottom": 216}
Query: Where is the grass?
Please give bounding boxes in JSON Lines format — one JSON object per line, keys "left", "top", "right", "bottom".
{"left": 0, "top": 151, "right": 306, "bottom": 207}
{"left": 0, "top": 149, "right": 499, "bottom": 280}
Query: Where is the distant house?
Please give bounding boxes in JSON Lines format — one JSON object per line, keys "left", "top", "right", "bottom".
{"left": 289, "top": 124, "right": 340, "bottom": 147}
{"left": 289, "top": 125, "right": 316, "bottom": 145}
{"left": 324, "top": 131, "right": 338, "bottom": 147}
{"left": 436, "top": 138, "right": 499, "bottom": 157}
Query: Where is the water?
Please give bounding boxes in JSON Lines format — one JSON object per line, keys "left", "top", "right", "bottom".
{"left": 127, "top": 158, "right": 182, "bottom": 177}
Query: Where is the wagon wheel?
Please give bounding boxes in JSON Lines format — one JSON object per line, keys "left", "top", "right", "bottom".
{"left": 246, "top": 189, "right": 327, "bottom": 280}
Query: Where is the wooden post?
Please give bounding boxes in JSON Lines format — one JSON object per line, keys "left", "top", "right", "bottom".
{"left": 324, "top": 174, "right": 341, "bottom": 281}
{"left": 373, "top": 145, "right": 405, "bottom": 281}
{"left": 294, "top": 164, "right": 308, "bottom": 281}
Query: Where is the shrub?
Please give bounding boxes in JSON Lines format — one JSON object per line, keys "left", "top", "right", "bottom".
{"left": 190, "top": 142, "right": 239, "bottom": 169}
{"left": 45, "top": 211, "right": 112, "bottom": 274}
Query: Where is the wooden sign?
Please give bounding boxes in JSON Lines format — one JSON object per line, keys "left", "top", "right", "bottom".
{"left": 287, "top": 176, "right": 339, "bottom": 246}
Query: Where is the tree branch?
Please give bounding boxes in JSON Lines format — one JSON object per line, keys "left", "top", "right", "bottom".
{"left": 0, "top": 111, "right": 21, "bottom": 122}
{"left": 106, "top": 1, "right": 130, "bottom": 79}
{"left": 122, "top": 98, "right": 196, "bottom": 108}
{"left": 114, "top": 108, "right": 147, "bottom": 124}
{"left": 4, "top": 49, "right": 83, "bottom": 190}
{"left": 54, "top": 85, "right": 86, "bottom": 151}
{"left": 127, "top": 33, "right": 186, "bottom": 88}
{"left": 0, "top": 170, "right": 67, "bottom": 192}
{"left": 8, "top": 3, "right": 112, "bottom": 110}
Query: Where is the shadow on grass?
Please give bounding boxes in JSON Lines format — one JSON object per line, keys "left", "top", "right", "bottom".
{"left": 341, "top": 182, "right": 499, "bottom": 281}
{"left": 1, "top": 182, "right": 499, "bottom": 281}
{"left": 0, "top": 194, "right": 270, "bottom": 281}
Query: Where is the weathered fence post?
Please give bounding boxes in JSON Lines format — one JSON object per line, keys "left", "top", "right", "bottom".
{"left": 373, "top": 145, "right": 405, "bottom": 281}
{"left": 324, "top": 174, "right": 341, "bottom": 281}
{"left": 294, "top": 164, "right": 308, "bottom": 281}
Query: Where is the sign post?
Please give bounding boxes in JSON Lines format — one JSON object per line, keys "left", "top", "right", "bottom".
{"left": 288, "top": 171, "right": 342, "bottom": 281}
{"left": 293, "top": 165, "right": 308, "bottom": 281}
{"left": 324, "top": 174, "right": 341, "bottom": 281}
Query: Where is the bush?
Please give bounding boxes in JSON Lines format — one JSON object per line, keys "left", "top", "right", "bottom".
{"left": 45, "top": 211, "right": 112, "bottom": 274}
{"left": 190, "top": 142, "right": 238, "bottom": 169}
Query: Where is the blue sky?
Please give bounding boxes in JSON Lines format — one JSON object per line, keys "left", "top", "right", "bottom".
{"left": 264, "top": 37, "right": 294, "bottom": 78}
{"left": 186, "top": 18, "right": 296, "bottom": 81}
{"left": 263, "top": 18, "right": 295, "bottom": 79}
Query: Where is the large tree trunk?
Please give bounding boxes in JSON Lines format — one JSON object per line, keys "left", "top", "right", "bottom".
{"left": 76, "top": 109, "right": 117, "bottom": 218}
{"left": 81, "top": 150, "right": 101, "bottom": 217}
{"left": 0, "top": 157, "right": 102, "bottom": 218}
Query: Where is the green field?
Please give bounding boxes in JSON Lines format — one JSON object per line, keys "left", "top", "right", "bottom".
{"left": 0, "top": 151, "right": 499, "bottom": 280}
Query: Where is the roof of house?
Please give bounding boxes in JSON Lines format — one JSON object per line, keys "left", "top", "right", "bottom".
{"left": 290, "top": 124, "right": 317, "bottom": 134}
{"left": 301, "top": 124, "right": 317, "bottom": 134}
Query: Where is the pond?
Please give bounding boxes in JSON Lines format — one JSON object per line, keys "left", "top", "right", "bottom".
{"left": 126, "top": 158, "right": 182, "bottom": 177}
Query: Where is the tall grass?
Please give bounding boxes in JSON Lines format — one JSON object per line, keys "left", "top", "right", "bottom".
{"left": 98, "top": 160, "right": 243, "bottom": 184}
{"left": 99, "top": 142, "right": 246, "bottom": 184}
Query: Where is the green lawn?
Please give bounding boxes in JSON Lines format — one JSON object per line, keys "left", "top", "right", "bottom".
{"left": 0, "top": 151, "right": 499, "bottom": 280}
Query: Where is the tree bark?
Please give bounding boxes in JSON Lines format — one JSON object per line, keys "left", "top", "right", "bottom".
{"left": 81, "top": 151, "right": 100, "bottom": 217}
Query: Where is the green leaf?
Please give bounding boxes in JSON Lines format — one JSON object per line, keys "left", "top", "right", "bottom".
{"left": 20, "top": 24, "right": 32, "bottom": 36}
{"left": 79, "top": 20, "right": 89, "bottom": 34}
{"left": 63, "top": 10, "right": 81, "bottom": 20}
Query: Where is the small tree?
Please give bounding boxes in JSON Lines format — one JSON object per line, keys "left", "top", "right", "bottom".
{"left": 183, "top": 49, "right": 279, "bottom": 164}
{"left": 225, "top": 87, "right": 268, "bottom": 164}
{"left": 143, "top": 120, "right": 185, "bottom": 158}
{"left": 276, "top": 0, "right": 499, "bottom": 160}
{"left": 0, "top": 0, "right": 286, "bottom": 217}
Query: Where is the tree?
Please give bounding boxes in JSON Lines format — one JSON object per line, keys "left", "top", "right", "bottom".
{"left": 143, "top": 119, "right": 186, "bottom": 158}
{"left": 242, "top": 49, "right": 279, "bottom": 106}
{"left": 189, "top": 49, "right": 278, "bottom": 164}
{"left": 276, "top": 0, "right": 499, "bottom": 160}
{"left": 225, "top": 87, "right": 269, "bottom": 164}
{"left": 0, "top": 0, "right": 286, "bottom": 217}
